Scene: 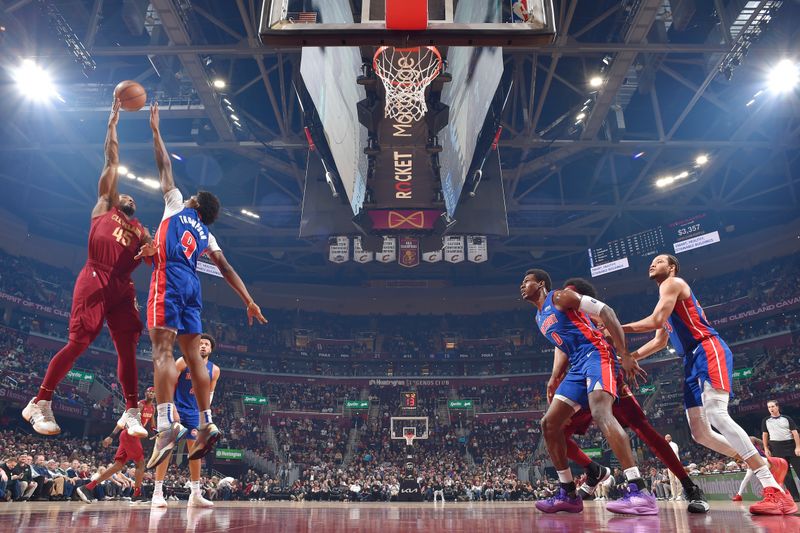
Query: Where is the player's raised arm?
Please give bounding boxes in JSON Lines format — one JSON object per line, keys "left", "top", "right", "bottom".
{"left": 150, "top": 102, "right": 175, "bottom": 195}
{"left": 205, "top": 248, "right": 267, "bottom": 326}
{"left": 91, "top": 99, "right": 122, "bottom": 218}
{"left": 623, "top": 278, "right": 683, "bottom": 334}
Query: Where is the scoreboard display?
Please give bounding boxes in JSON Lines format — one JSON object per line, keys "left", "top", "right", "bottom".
{"left": 588, "top": 214, "right": 720, "bottom": 277}
{"left": 401, "top": 391, "right": 417, "bottom": 410}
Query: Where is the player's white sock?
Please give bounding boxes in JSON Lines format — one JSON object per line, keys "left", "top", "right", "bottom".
{"left": 191, "top": 480, "right": 201, "bottom": 494}
{"left": 557, "top": 469, "right": 573, "bottom": 483}
{"left": 201, "top": 409, "right": 213, "bottom": 425}
{"left": 154, "top": 480, "right": 164, "bottom": 496}
{"left": 754, "top": 465, "right": 784, "bottom": 492}
{"left": 738, "top": 468, "right": 754, "bottom": 495}
{"left": 624, "top": 466, "right": 642, "bottom": 481}
{"left": 156, "top": 403, "right": 176, "bottom": 431}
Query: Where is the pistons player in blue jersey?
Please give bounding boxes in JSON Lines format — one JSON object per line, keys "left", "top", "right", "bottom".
{"left": 520, "top": 269, "right": 656, "bottom": 516}
{"left": 138, "top": 103, "right": 267, "bottom": 470}
{"left": 624, "top": 254, "right": 796, "bottom": 516}
{"left": 151, "top": 333, "right": 220, "bottom": 509}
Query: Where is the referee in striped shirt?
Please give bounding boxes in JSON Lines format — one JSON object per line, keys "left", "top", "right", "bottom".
{"left": 762, "top": 399, "right": 800, "bottom": 502}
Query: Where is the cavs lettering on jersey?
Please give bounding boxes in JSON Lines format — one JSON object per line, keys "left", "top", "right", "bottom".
{"left": 666, "top": 286, "right": 733, "bottom": 405}
{"left": 138, "top": 401, "right": 155, "bottom": 429}
{"left": 536, "top": 291, "right": 618, "bottom": 407}
{"left": 146, "top": 188, "right": 221, "bottom": 334}
{"left": 88, "top": 206, "right": 146, "bottom": 277}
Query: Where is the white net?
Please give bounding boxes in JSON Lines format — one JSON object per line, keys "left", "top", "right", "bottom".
{"left": 373, "top": 46, "right": 442, "bottom": 123}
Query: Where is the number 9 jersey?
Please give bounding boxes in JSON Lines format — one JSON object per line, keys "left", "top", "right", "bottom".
{"left": 146, "top": 188, "right": 221, "bottom": 335}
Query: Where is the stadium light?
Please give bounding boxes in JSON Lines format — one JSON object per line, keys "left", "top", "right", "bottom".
{"left": 117, "top": 165, "right": 128, "bottom": 175}
{"left": 656, "top": 176, "right": 674, "bottom": 188}
{"left": 171, "top": 153, "right": 183, "bottom": 161}
{"left": 589, "top": 76, "right": 603, "bottom": 88}
{"left": 767, "top": 59, "right": 799, "bottom": 93}
{"left": 137, "top": 177, "right": 160, "bottom": 189}
{"left": 12, "top": 59, "right": 62, "bottom": 102}
{"left": 695, "top": 154, "right": 709, "bottom": 166}
{"left": 212, "top": 78, "right": 226, "bottom": 89}
{"left": 241, "top": 209, "right": 260, "bottom": 219}
{"left": 575, "top": 112, "right": 586, "bottom": 121}
{"left": 126, "top": 172, "right": 137, "bottom": 180}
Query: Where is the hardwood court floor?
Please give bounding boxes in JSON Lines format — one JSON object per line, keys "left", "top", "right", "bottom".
{"left": 1, "top": 500, "right": 799, "bottom": 532}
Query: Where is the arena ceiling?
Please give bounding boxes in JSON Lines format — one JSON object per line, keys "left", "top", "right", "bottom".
{"left": 0, "top": 0, "right": 798, "bottom": 286}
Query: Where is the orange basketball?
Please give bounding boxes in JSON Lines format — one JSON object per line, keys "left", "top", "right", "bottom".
{"left": 114, "top": 80, "right": 147, "bottom": 111}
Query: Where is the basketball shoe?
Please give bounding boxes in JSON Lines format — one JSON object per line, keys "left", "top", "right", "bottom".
{"left": 22, "top": 398, "right": 60, "bottom": 435}
{"left": 606, "top": 483, "right": 659, "bottom": 515}
{"left": 188, "top": 491, "right": 214, "bottom": 508}
{"left": 151, "top": 492, "right": 168, "bottom": 509}
{"left": 578, "top": 464, "right": 611, "bottom": 500}
{"left": 732, "top": 494, "right": 743, "bottom": 502}
{"left": 146, "top": 422, "right": 187, "bottom": 469}
{"left": 117, "top": 408, "right": 148, "bottom": 438}
{"left": 685, "top": 484, "right": 710, "bottom": 513}
{"left": 188, "top": 423, "right": 220, "bottom": 460}
{"left": 535, "top": 488, "right": 583, "bottom": 513}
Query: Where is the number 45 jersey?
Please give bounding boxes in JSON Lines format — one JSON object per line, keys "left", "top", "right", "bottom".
{"left": 88, "top": 206, "right": 146, "bottom": 278}
{"left": 146, "top": 188, "right": 221, "bottom": 334}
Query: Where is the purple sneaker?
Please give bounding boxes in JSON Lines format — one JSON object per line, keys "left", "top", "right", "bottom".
{"left": 606, "top": 483, "right": 659, "bottom": 516}
{"left": 535, "top": 488, "right": 584, "bottom": 514}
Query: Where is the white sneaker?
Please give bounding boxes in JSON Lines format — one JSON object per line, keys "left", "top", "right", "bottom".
{"left": 117, "top": 408, "right": 148, "bottom": 438}
{"left": 151, "top": 493, "right": 167, "bottom": 508}
{"left": 188, "top": 491, "right": 214, "bottom": 508}
{"left": 22, "top": 398, "right": 61, "bottom": 435}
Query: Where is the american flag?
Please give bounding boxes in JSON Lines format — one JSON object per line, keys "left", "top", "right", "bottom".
{"left": 288, "top": 12, "right": 317, "bottom": 24}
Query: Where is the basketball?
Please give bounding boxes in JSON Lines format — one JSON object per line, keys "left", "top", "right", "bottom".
{"left": 113, "top": 80, "right": 146, "bottom": 111}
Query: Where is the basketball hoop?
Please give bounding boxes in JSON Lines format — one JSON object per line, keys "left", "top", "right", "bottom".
{"left": 373, "top": 46, "right": 443, "bottom": 123}
{"left": 403, "top": 431, "right": 416, "bottom": 446}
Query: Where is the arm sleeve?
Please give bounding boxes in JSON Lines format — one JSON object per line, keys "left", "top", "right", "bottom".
{"left": 787, "top": 416, "right": 797, "bottom": 431}
{"left": 161, "top": 188, "right": 184, "bottom": 221}
{"left": 205, "top": 233, "right": 222, "bottom": 254}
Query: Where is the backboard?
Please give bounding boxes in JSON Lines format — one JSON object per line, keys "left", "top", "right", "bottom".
{"left": 390, "top": 416, "right": 429, "bottom": 444}
{"left": 260, "top": 0, "right": 556, "bottom": 47}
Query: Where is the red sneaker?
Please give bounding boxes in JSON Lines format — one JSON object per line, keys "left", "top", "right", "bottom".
{"left": 767, "top": 457, "right": 789, "bottom": 486}
{"left": 750, "top": 487, "right": 784, "bottom": 515}
{"left": 778, "top": 490, "right": 798, "bottom": 515}
{"left": 732, "top": 494, "right": 743, "bottom": 502}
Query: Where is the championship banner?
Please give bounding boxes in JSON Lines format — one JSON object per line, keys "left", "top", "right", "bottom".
{"left": 376, "top": 237, "right": 397, "bottom": 263}
{"left": 398, "top": 237, "right": 420, "bottom": 268}
{"left": 328, "top": 236, "right": 350, "bottom": 263}
{"left": 444, "top": 236, "right": 465, "bottom": 263}
{"left": 423, "top": 250, "right": 443, "bottom": 263}
{"left": 466, "top": 236, "right": 488, "bottom": 263}
{"left": 353, "top": 236, "right": 374, "bottom": 263}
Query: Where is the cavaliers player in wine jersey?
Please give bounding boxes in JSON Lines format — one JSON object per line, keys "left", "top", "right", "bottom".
{"left": 625, "top": 254, "right": 796, "bottom": 516}
{"left": 137, "top": 103, "right": 266, "bottom": 469}
{"left": 551, "top": 278, "right": 709, "bottom": 513}
{"left": 23, "top": 100, "right": 149, "bottom": 438}
{"left": 139, "top": 387, "right": 157, "bottom": 433}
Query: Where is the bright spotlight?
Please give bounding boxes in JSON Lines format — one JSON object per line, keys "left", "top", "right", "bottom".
{"left": 12, "top": 60, "right": 61, "bottom": 102}
{"left": 589, "top": 76, "right": 603, "bottom": 88}
{"left": 656, "top": 176, "right": 674, "bottom": 188}
{"left": 126, "top": 172, "right": 137, "bottom": 180}
{"left": 767, "top": 59, "right": 799, "bottom": 93}
{"left": 575, "top": 112, "right": 586, "bottom": 121}
{"left": 171, "top": 153, "right": 183, "bottom": 161}
{"left": 212, "top": 78, "right": 226, "bottom": 89}
{"left": 695, "top": 154, "right": 709, "bottom": 166}
{"left": 117, "top": 165, "right": 128, "bottom": 175}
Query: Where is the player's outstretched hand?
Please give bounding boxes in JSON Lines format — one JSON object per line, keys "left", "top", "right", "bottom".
{"left": 149, "top": 101, "right": 160, "bottom": 132}
{"left": 102, "top": 437, "right": 113, "bottom": 448}
{"left": 621, "top": 353, "right": 647, "bottom": 389}
{"left": 135, "top": 242, "right": 157, "bottom": 261}
{"left": 246, "top": 301, "right": 268, "bottom": 326}
{"left": 109, "top": 98, "right": 122, "bottom": 128}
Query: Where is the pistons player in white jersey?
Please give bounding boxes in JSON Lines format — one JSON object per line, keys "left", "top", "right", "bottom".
{"left": 137, "top": 103, "right": 267, "bottom": 469}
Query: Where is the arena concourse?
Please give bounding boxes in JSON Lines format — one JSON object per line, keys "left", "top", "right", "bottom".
{"left": 0, "top": 1, "right": 799, "bottom": 532}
